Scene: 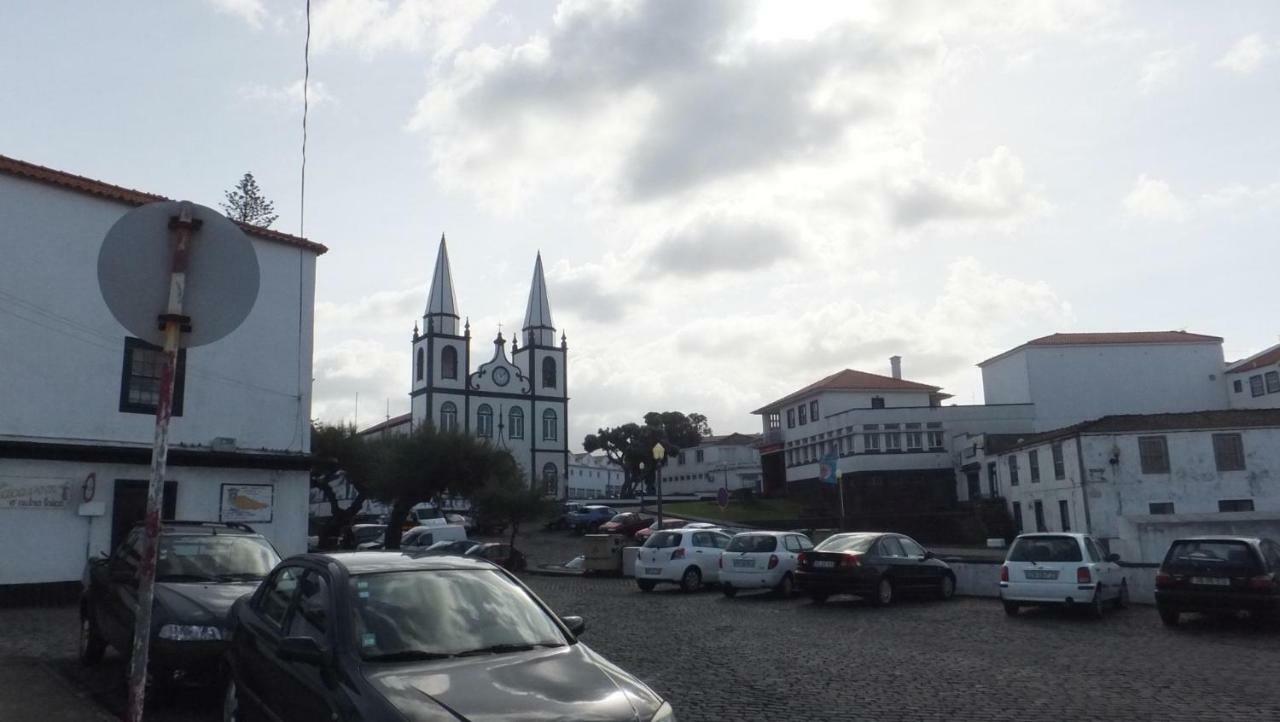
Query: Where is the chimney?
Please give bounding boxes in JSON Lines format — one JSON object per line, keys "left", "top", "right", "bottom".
{"left": 890, "top": 355, "right": 902, "bottom": 380}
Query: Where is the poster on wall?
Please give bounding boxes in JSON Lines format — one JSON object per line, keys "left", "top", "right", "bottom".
{"left": 219, "top": 484, "right": 274, "bottom": 523}
{"left": 0, "top": 477, "right": 71, "bottom": 510}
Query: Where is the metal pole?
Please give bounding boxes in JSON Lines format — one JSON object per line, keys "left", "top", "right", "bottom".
{"left": 125, "top": 203, "right": 197, "bottom": 722}
{"left": 837, "top": 474, "right": 846, "bottom": 531}
{"left": 656, "top": 461, "right": 663, "bottom": 526}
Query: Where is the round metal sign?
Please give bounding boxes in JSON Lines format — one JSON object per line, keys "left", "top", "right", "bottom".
{"left": 97, "top": 201, "right": 260, "bottom": 348}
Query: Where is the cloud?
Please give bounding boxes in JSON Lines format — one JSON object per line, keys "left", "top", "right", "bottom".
{"left": 208, "top": 0, "right": 268, "bottom": 28}
{"left": 645, "top": 215, "right": 797, "bottom": 277}
{"left": 311, "top": 338, "right": 407, "bottom": 426}
{"left": 889, "top": 147, "right": 1049, "bottom": 229}
{"left": 1215, "top": 34, "right": 1271, "bottom": 75}
{"left": 1123, "top": 174, "right": 1188, "bottom": 222}
{"left": 545, "top": 263, "right": 629, "bottom": 324}
{"left": 311, "top": 0, "right": 496, "bottom": 56}
{"left": 1200, "top": 180, "right": 1280, "bottom": 211}
{"left": 239, "top": 79, "right": 336, "bottom": 108}
{"left": 1138, "top": 49, "right": 1181, "bottom": 94}
{"left": 315, "top": 284, "right": 423, "bottom": 327}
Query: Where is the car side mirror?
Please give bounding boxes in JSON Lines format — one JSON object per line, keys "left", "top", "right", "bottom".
{"left": 561, "top": 615, "right": 586, "bottom": 637}
{"left": 923, "top": 550, "right": 936, "bottom": 560}
{"left": 1106, "top": 553, "right": 1121, "bottom": 563}
{"left": 277, "top": 636, "right": 327, "bottom": 665}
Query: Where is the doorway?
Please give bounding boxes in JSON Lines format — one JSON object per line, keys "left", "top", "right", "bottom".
{"left": 111, "top": 479, "right": 177, "bottom": 551}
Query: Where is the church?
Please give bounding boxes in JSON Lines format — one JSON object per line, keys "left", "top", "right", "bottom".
{"left": 409, "top": 237, "right": 569, "bottom": 497}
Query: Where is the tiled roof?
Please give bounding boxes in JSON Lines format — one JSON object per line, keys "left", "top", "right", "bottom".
{"left": 358, "top": 413, "right": 412, "bottom": 436}
{"left": 752, "top": 369, "right": 941, "bottom": 414}
{"left": 0, "top": 154, "right": 328, "bottom": 255}
{"left": 1226, "top": 344, "right": 1280, "bottom": 375}
{"left": 699, "top": 432, "right": 763, "bottom": 447}
{"left": 1000, "top": 409, "right": 1280, "bottom": 454}
{"left": 979, "top": 331, "right": 1222, "bottom": 367}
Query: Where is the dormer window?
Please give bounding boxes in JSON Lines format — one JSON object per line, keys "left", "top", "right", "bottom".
{"left": 871, "top": 396, "right": 885, "bottom": 409}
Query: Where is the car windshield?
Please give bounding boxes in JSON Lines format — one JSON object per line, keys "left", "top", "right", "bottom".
{"left": 352, "top": 570, "right": 567, "bottom": 660}
{"left": 727, "top": 535, "right": 778, "bottom": 553}
{"left": 156, "top": 535, "right": 280, "bottom": 581}
{"left": 814, "top": 534, "right": 877, "bottom": 553}
{"left": 1008, "top": 536, "right": 1083, "bottom": 563}
{"left": 1166, "top": 540, "right": 1260, "bottom": 570}
{"left": 645, "top": 531, "right": 684, "bottom": 548}
{"left": 355, "top": 527, "right": 385, "bottom": 544}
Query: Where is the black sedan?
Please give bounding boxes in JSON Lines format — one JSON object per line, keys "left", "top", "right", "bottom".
{"left": 80, "top": 521, "right": 281, "bottom": 686}
{"left": 223, "top": 551, "right": 675, "bottom": 722}
{"left": 1155, "top": 536, "right": 1280, "bottom": 626}
{"left": 795, "top": 532, "right": 956, "bottom": 606}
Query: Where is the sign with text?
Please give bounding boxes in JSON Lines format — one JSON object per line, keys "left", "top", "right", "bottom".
{"left": 0, "top": 478, "right": 71, "bottom": 510}
{"left": 219, "top": 484, "right": 274, "bottom": 523}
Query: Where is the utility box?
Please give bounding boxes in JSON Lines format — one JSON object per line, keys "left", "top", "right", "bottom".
{"left": 622, "top": 546, "right": 640, "bottom": 577}
{"left": 583, "top": 534, "right": 626, "bottom": 575}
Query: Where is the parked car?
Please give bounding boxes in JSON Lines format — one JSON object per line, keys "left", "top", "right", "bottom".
{"left": 351, "top": 524, "right": 388, "bottom": 551}
{"left": 598, "top": 512, "right": 653, "bottom": 538}
{"left": 999, "top": 532, "right": 1127, "bottom": 618}
{"left": 399, "top": 524, "right": 468, "bottom": 552}
{"left": 634, "top": 518, "right": 688, "bottom": 544}
{"left": 222, "top": 552, "right": 675, "bottom": 722}
{"left": 719, "top": 531, "right": 814, "bottom": 598}
{"left": 445, "top": 512, "right": 475, "bottom": 533}
{"left": 79, "top": 521, "right": 281, "bottom": 686}
{"left": 421, "top": 539, "right": 484, "bottom": 556}
{"left": 466, "top": 542, "right": 529, "bottom": 572}
{"left": 567, "top": 505, "right": 617, "bottom": 534}
{"left": 795, "top": 532, "right": 956, "bottom": 606}
{"left": 635, "top": 529, "right": 733, "bottom": 593}
{"left": 546, "top": 502, "right": 585, "bottom": 531}
{"left": 1154, "top": 536, "right": 1280, "bottom": 626}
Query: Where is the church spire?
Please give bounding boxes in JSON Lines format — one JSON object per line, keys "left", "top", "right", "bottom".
{"left": 522, "top": 252, "right": 555, "bottom": 346}
{"left": 424, "top": 233, "right": 459, "bottom": 335}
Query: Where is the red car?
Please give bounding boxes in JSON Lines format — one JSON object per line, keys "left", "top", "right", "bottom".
{"left": 634, "top": 518, "right": 688, "bottom": 544}
{"left": 598, "top": 512, "right": 654, "bottom": 538}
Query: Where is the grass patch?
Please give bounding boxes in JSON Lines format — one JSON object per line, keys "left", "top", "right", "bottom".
{"left": 662, "top": 498, "right": 807, "bottom": 524}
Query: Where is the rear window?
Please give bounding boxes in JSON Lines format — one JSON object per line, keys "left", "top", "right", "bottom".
{"left": 1008, "top": 536, "right": 1083, "bottom": 563}
{"left": 1165, "top": 540, "right": 1261, "bottom": 570}
{"left": 727, "top": 535, "right": 778, "bottom": 553}
{"left": 815, "top": 534, "right": 877, "bottom": 553}
{"left": 645, "top": 531, "right": 684, "bottom": 548}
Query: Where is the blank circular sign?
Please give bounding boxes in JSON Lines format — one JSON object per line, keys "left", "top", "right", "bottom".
{"left": 98, "top": 201, "right": 260, "bottom": 348}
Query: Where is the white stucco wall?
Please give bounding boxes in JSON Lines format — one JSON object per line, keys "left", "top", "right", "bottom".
{"left": 1227, "top": 367, "right": 1280, "bottom": 410}
{"left": 980, "top": 353, "right": 1031, "bottom": 406}
{"left": 999, "top": 437, "right": 1090, "bottom": 540}
{"left": 664, "top": 442, "right": 761, "bottom": 495}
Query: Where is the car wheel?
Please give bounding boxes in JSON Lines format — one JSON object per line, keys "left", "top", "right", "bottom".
{"left": 1003, "top": 601, "right": 1020, "bottom": 617}
{"left": 636, "top": 579, "right": 656, "bottom": 592}
{"left": 810, "top": 592, "right": 829, "bottom": 605}
{"left": 222, "top": 677, "right": 241, "bottom": 722}
{"left": 870, "top": 577, "right": 894, "bottom": 607}
{"left": 722, "top": 585, "right": 738, "bottom": 598}
{"left": 774, "top": 573, "right": 794, "bottom": 598}
{"left": 1113, "top": 581, "right": 1129, "bottom": 610}
{"left": 1090, "top": 588, "right": 1106, "bottom": 619}
{"left": 1158, "top": 606, "right": 1180, "bottom": 627}
{"left": 937, "top": 574, "right": 956, "bottom": 601}
{"left": 78, "top": 611, "right": 106, "bottom": 666}
{"left": 679, "top": 566, "right": 702, "bottom": 593}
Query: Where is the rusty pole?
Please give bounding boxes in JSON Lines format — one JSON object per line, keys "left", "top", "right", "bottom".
{"left": 124, "top": 202, "right": 198, "bottom": 722}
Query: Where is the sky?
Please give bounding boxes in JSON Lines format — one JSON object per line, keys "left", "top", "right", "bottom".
{"left": 3, "top": 1, "right": 1279, "bottom": 451}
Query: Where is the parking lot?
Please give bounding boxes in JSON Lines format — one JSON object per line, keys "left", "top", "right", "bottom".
{"left": 6, "top": 528, "right": 1280, "bottom": 721}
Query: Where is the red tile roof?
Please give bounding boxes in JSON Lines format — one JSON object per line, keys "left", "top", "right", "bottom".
{"left": 0, "top": 154, "right": 328, "bottom": 255}
{"left": 979, "top": 331, "right": 1222, "bottom": 367}
{"left": 752, "top": 369, "right": 941, "bottom": 414}
{"left": 1227, "top": 344, "right": 1280, "bottom": 375}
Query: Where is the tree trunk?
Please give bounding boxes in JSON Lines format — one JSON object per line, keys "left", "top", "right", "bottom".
{"left": 508, "top": 521, "right": 519, "bottom": 553}
{"left": 385, "top": 498, "right": 415, "bottom": 550}
{"left": 320, "top": 491, "right": 367, "bottom": 548}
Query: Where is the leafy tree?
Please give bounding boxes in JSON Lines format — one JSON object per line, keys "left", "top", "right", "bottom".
{"left": 310, "top": 423, "right": 377, "bottom": 548}
{"left": 220, "top": 172, "right": 278, "bottom": 227}
{"left": 583, "top": 411, "right": 710, "bottom": 497}
{"left": 472, "top": 474, "right": 555, "bottom": 552}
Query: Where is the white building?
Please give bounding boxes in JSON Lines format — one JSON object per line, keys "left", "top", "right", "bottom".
{"left": 990, "top": 409, "right": 1280, "bottom": 562}
{"left": 567, "top": 453, "right": 623, "bottom": 500}
{"left": 1226, "top": 344, "right": 1280, "bottom": 409}
{"left": 0, "top": 154, "right": 324, "bottom": 599}
{"left": 663, "top": 433, "right": 763, "bottom": 496}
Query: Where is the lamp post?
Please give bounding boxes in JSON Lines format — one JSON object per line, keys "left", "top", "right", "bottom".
{"left": 638, "top": 462, "right": 645, "bottom": 512}
{"left": 652, "top": 442, "right": 666, "bottom": 526}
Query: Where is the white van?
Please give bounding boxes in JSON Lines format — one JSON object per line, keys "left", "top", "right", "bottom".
{"left": 401, "top": 524, "right": 468, "bottom": 552}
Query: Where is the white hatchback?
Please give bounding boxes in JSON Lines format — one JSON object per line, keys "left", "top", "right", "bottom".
{"left": 1000, "top": 532, "right": 1128, "bottom": 618}
{"left": 635, "top": 529, "right": 733, "bottom": 593}
{"left": 718, "top": 531, "right": 813, "bottom": 598}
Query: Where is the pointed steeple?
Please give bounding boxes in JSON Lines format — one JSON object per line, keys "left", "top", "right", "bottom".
{"left": 424, "top": 234, "right": 459, "bottom": 335}
{"left": 522, "top": 252, "right": 555, "bottom": 346}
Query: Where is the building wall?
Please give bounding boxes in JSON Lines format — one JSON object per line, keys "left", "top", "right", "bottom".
{"left": 664, "top": 442, "right": 762, "bottom": 495}
{"left": 998, "top": 437, "right": 1090, "bottom": 540}
{"left": 980, "top": 353, "right": 1031, "bottom": 406}
{"left": 567, "top": 454, "right": 622, "bottom": 499}
{"left": 777, "top": 389, "right": 935, "bottom": 435}
{"left": 1228, "top": 366, "right": 1280, "bottom": 410}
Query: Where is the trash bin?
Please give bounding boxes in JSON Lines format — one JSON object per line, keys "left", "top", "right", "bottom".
{"left": 583, "top": 534, "right": 626, "bottom": 575}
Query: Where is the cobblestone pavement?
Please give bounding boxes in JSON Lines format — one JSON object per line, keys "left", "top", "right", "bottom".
{"left": 6, "top": 528, "right": 1280, "bottom": 721}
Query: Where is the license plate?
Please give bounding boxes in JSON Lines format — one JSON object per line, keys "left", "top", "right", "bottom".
{"left": 814, "top": 561, "right": 835, "bottom": 568}
{"left": 1191, "top": 576, "right": 1230, "bottom": 586}
{"left": 733, "top": 559, "right": 755, "bottom": 568}
{"left": 644, "top": 567, "right": 662, "bottom": 575}
{"left": 1024, "top": 570, "right": 1058, "bottom": 580}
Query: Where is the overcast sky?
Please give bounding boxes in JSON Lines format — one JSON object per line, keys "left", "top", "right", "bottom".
{"left": 4, "top": 1, "right": 1278, "bottom": 449}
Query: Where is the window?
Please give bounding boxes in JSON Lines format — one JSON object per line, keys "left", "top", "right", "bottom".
{"left": 927, "top": 430, "right": 944, "bottom": 450}
{"left": 1212, "top": 433, "right": 1245, "bottom": 472}
{"left": 1033, "top": 500, "right": 1046, "bottom": 532}
{"left": 1007, "top": 455, "right": 1019, "bottom": 486}
{"left": 1233, "top": 379, "right": 1243, "bottom": 393}
{"left": 871, "top": 396, "right": 885, "bottom": 409}
{"left": 798, "top": 404, "right": 807, "bottom": 425}
{"left": 1218, "top": 499, "right": 1255, "bottom": 513}
{"left": 542, "top": 357, "right": 557, "bottom": 389}
{"left": 415, "top": 348, "right": 424, "bottom": 382}
{"left": 542, "top": 463, "right": 558, "bottom": 495}
{"left": 677, "top": 453, "right": 685, "bottom": 466}
{"left": 288, "top": 572, "right": 331, "bottom": 644}
{"left": 864, "top": 429, "right": 881, "bottom": 453}
{"left": 441, "top": 346, "right": 458, "bottom": 380}
{"left": 1029, "top": 450, "right": 1041, "bottom": 483}
{"left": 898, "top": 537, "right": 925, "bottom": 557}
{"left": 1251, "top": 374, "right": 1265, "bottom": 397}
{"left": 1083, "top": 538, "right": 1103, "bottom": 563}
{"left": 1008, "top": 535, "right": 1082, "bottom": 562}
{"left": 259, "top": 567, "right": 301, "bottom": 627}
{"left": 787, "top": 409, "right": 795, "bottom": 428}
{"left": 1138, "top": 436, "right": 1170, "bottom": 474}
{"left": 695, "top": 449, "right": 704, "bottom": 463}
{"left": 1058, "top": 500, "right": 1070, "bottom": 532}
{"left": 476, "top": 404, "right": 493, "bottom": 438}
{"left": 508, "top": 407, "right": 524, "bottom": 439}
{"left": 439, "top": 401, "right": 458, "bottom": 431}
{"left": 877, "top": 537, "right": 906, "bottom": 558}
{"left": 1051, "top": 443, "right": 1065, "bottom": 480}
{"left": 987, "top": 462, "right": 998, "bottom": 496}
{"left": 809, "top": 400, "right": 819, "bottom": 421}
{"left": 905, "top": 424, "right": 923, "bottom": 451}
{"left": 542, "top": 408, "right": 558, "bottom": 441}
{"left": 119, "top": 338, "right": 186, "bottom": 416}
{"left": 1149, "top": 502, "right": 1175, "bottom": 515}
{"left": 1012, "top": 502, "right": 1023, "bottom": 533}
{"left": 885, "top": 431, "right": 901, "bottom": 452}
{"left": 1267, "top": 371, "right": 1280, "bottom": 394}
{"left": 767, "top": 412, "right": 780, "bottom": 431}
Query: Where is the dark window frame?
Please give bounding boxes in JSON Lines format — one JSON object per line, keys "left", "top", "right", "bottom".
{"left": 1012, "top": 501, "right": 1023, "bottom": 533}
{"left": 870, "top": 396, "right": 885, "bottom": 409}
{"left": 809, "top": 400, "right": 819, "bottom": 421}
{"left": 786, "top": 409, "right": 795, "bottom": 428}
{"left": 415, "top": 348, "right": 424, "bottom": 382}
{"left": 476, "top": 404, "right": 493, "bottom": 438}
{"left": 1051, "top": 442, "right": 1065, "bottom": 480}
{"left": 1218, "top": 498, "right": 1255, "bottom": 513}
{"left": 1250, "top": 374, "right": 1265, "bottom": 397}
{"left": 508, "top": 407, "right": 524, "bottom": 439}
{"left": 542, "top": 357, "right": 557, "bottom": 389}
{"left": 1233, "top": 379, "right": 1243, "bottom": 394}
{"left": 1266, "top": 370, "right": 1280, "bottom": 394}
{"left": 798, "top": 404, "right": 807, "bottom": 426}
{"left": 440, "top": 401, "right": 458, "bottom": 432}
{"left": 1007, "top": 455, "right": 1019, "bottom": 486}
{"left": 1033, "top": 500, "right": 1046, "bottom": 532}
{"left": 1029, "top": 449, "right": 1041, "bottom": 483}
{"left": 119, "top": 337, "right": 187, "bottom": 416}
{"left": 542, "top": 408, "right": 558, "bottom": 441}
{"left": 1148, "top": 501, "right": 1175, "bottom": 515}
{"left": 1212, "top": 433, "right": 1245, "bottom": 472}
{"left": 1058, "top": 499, "right": 1070, "bottom": 532}
{"left": 441, "top": 345, "right": 458, "bottom": 380}
{"left": 1138, "top": 436, "right": 1170, "bottom": 474}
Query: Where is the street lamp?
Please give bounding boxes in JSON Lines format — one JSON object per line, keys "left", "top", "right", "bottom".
{"left": 652, "top": 442, "right": 666, "bottom": 525}
{"left": 638, "top": 461, "right": 645, "bottom": 512}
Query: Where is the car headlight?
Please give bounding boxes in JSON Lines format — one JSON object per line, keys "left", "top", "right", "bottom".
{"left": 158, "top": 624, "right": 223, "bottom": 641}
{"left": 650, "top": 701, "right": 676, "bottom": 722}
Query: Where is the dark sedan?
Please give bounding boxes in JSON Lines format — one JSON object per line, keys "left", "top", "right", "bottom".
{"left": 223, "top": 552, "right": 675, "bottom": 722}
{"left": 795, "top": 532, "right": 956, "bottom": 606}
{"left": 80, "top": 521, "right": 280, "bottom": 686}
{"left": 1155, "top": 536, "right": 1280, "bottom": 626}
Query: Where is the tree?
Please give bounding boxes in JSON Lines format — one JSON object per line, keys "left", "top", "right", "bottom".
{"left": 220, "top": 172, "right": 278, "bottom": 227}
{"left": 472, "top": 473, "right": 555, "bottom": 553}
{"left": 583, "top": 411, "right": 710, "bottom": 497}
{"left": 310, "top": 423, "right": 377, "bottom": 548}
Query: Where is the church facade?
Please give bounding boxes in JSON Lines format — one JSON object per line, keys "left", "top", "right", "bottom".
{"left": 409, "top": 237, "right": 569, "bottom": 497}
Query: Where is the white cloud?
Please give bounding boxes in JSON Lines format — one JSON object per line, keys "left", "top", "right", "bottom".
{"left": 239, "top": 79, "right": 336, "bottom": 108}
{"left": 1215, "top": 34, "right": 1271, "bottom": 75}
{"left": 1200, "top": 181, "right": 1280, "bottom": 212}
{"left": 1138, "top": 49, "right": 1181, "bottom": 94}
{"left": 888, "top": 146, "right": 1050, "bottom": 230}
{"left": 311, "top": 338, "right": 407, "bottom": 427}
{"left": 311, "top": 0, "right": 496, "bottom": 56}
{"left": 208, "top": 0, "right": 268, "bottom": 28}
{"left": 1123, "top": 174, "right": 1188, "bottom": 222}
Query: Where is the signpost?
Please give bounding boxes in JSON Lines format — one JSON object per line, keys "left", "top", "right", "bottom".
{"left": 716, "top": 486, "right": 729, "bottom": 510}
{"left": 819, "top": 451, "right": 844, "bottom": 530}
{"left": 98, "top": 201, "right": 259, "bottom": 721}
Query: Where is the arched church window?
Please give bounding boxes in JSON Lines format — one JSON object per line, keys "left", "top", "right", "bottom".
{"left": 440, "top": 401, "right": 458, "bottom": 432}
{"left": 415, "top": 348, "right": 424, "bottom": 382}
{"left": 442, "top": 346, "right": 458, "bottom": 380}
{"left": 477, "top": 404, "right": 493, "bottom": 438}
{"left": 509, "top": 407, "right": 524, "bottom": 439}
{"left": 542, "top": 357, "right": 557, "bottom": 389}
{"left": 542, "top": 462, "right": 558, "bottom": 495}
{"left": 542, "top": 408, "right": 558, "bottom": 441}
